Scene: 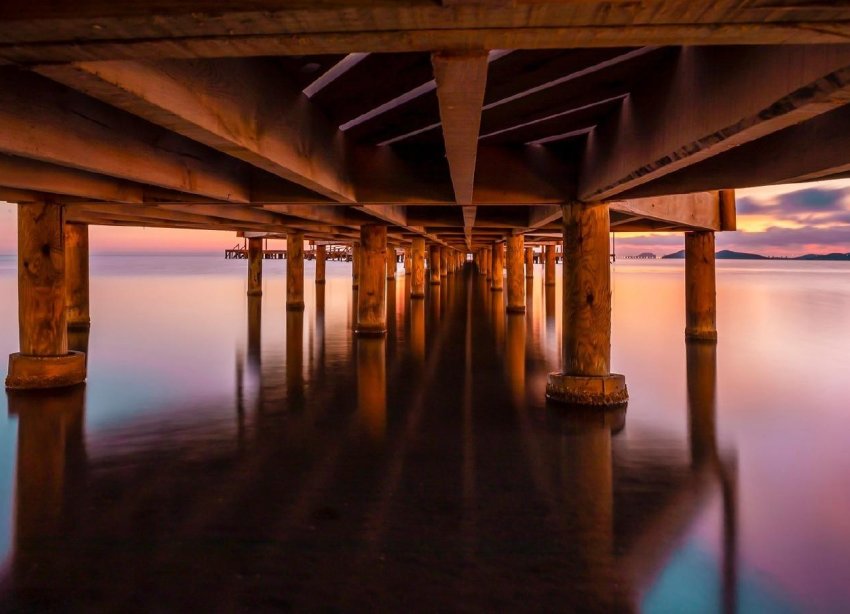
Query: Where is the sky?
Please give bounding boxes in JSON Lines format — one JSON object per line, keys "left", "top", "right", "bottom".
{"left": 1, "top": 179, "right": 849, "bottom": 256}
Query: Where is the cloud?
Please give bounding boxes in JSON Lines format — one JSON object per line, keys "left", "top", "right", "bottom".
{"left": 738, "top": 187, "right": 849, "bottom": 218}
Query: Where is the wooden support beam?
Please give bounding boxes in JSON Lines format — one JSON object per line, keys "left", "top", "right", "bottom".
{"left": 506, "top": 235, "right": 525, "bottom": 313}
{"left": 64, "top": 223, "right": 90, "bottom": 330}
{"left": 356, "top": 224, "right": 387, "bottom": 335}
{"left": 462, "top": 206, "right": 476, "bottom": 251}
{"left": 37, "top": 59, "right": 355, "bottom": 202}
{"left": 608, "top": 192, "right": 722, "bottom": 231}
{"left": 286, "top": 231, "right": 305, "bottom": 311}
{"left": 580, "top": 46, "right": 850, "bottom": 201}
{"left": 685, "top": 231, "right": 717, "bottom": 342}
{"left": 432, "top": 51, "right": 489, "bottom": 205}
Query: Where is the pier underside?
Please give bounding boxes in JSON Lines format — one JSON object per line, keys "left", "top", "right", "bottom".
{"left": 3, "top": 0, "right": 850, "bottom": 397}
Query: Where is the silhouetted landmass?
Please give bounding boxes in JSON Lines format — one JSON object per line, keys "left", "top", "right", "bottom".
{"left": 662, "top": 249, "right": 850, "bottom": 261}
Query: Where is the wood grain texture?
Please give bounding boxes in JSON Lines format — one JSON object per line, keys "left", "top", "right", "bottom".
{"left": 561, "top": 203, "right": 611, "bottom": 377}
{"left": 524, "top": 247, "right": 534, "bottom": 279}
{"left": 506, "top": 235, "right": 525, "bottom": 312}
{"left": 356, "top": 224, "right": 387, "bottom": 334}
{"left": 411, "top": 237, "right": 426, "bottom": 297}
{"left": 64, "top": 222, "right": 90, "bottom": 329}
{"left": 315, "top": 244, "right": 326, "bottom": 284}
{"left": 429, "top": 244, "right": 441, "bottom": 284}
{"left": 685, "top": 231, "right": 717, "bottom": 341}
{"left": 18, "top": 202, "right": 68, "bottom": 357}
{"left": 247, "top": 237, "right": 263, "bottom": 296}
{"left": 286, "top": 231, "right": 304, "bottom": 310}
{"left": 490, "top": 243, "right": 504, "bottom": 291}
{"left": 544, "top": 245, "right": 556, "bottom": 286}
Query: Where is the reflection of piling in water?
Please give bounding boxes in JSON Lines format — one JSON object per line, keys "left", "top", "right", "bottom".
{"left": 316, "top": 282, "right": 326, "bottom": 369}
{"left": 505, "top": 313, "right": 526, "bottom": 407}
{"left": 491, "top": 287, "right": 505, "bottom": 351}
{"left": 357, "top": 337, "right": 386, "bottom": 442}
{"left": 410, "top": 296, "right": 425, "bottom": 366}
{"left": 8, "top": 385, "right": 87, "bottom": 546}
{"left": 286, "top": 309, "right": 304, "bottom": 405}
{"left": 247, "top": 295, "right": 262, "bottom": 372}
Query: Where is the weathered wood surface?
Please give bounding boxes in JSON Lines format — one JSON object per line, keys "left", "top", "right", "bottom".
{"left": 506, "top": 235, "right": 525, "bottom": 313}
{"left": 561, "top": 203, "right": 611, "bottom": 377}
{"left": 490, "top": 243, "right": 504, "bottom": 292}
{"left": 286, "top": 231, "right": 305, "bottom": 310}
{"left": 429, "top": 244, "right": 441, "bottom": 285}
{"left": 64, "top": 222, "right": 90, "bottom": 329}
{"left": 356, "top": 224, "right": 387, "bottom": 335}
{"left": 685, "top": 231, "right": 717, "bottom": 342}
{"left": 315, "top": 244, "right": 326, "bottom": 284}
{"left": 410, "top": 238, "right": 426, "bottom": 298}
{"left": 247, "top": 237, "right": 263, "bottom": 296}
{"left": 544, "top": 245, "right": 556, "bottom": 287}
{"left": 524, "top": 247, "right": 534, "bottom": 279}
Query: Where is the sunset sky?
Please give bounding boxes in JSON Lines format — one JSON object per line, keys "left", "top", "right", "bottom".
{"left": 1, "top": 179, "right": 849, "bottom": 257}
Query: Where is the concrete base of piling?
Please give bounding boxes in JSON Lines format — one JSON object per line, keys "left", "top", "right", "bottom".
{"left": 5, "top": 351, "right": 87, "bottom": 390}
{"left": 546, "top": 372, "right": 628, "bottom": 407}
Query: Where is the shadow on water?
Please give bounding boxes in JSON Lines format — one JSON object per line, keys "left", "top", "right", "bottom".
{"left": 0, "top": 267, "right": 738, "bottom": 611}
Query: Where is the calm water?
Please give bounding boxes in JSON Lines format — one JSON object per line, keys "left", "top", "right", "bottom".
{"left": 0, "top": 255, "right": 848, "bottom": 611}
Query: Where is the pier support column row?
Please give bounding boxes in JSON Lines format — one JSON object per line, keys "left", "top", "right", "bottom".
{"left": 429, "top": 245, "right": 441, "bottom": 284}
{"left": 6, "top": 202, "right": 86, "bottom": 390}
{"left": 356, "top": 224, "right": 387, "bottom": 335}
{"left": 247, "top": 237, "right": 263, "bottom": 296}
{"left": 547, "top": 203, "right": 627, "bottom": 408}
{"left": 525, "top": 247, "right": 534, "bottom": 279}
{"left": 685, "top": 231, "right": 718, "bottom": 342}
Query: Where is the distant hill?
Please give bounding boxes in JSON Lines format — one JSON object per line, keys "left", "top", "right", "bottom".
{"left": 662, "top": 249, "right": 850, "bottom": 261}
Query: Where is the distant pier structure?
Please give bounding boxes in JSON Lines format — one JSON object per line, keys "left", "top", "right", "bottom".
{"left": 6, "top": 0, "right": 850, "bottom": 408}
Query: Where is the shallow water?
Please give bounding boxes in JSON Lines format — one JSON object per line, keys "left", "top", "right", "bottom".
{"left": 0, "top": 255, "right": 848, "bottom": 611}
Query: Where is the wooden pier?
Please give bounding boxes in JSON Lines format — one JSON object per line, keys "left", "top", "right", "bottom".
{"left": 3, "top": 0, "right": 849, "bottom": 405}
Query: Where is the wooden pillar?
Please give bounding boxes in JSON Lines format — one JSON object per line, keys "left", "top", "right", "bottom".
{"left": 6, "top": 202, "right": 86, "bottom": 389}
{"left": 356, "top": 224, "right": 387, "bottom": 335}
{"left": 404, "top": 247, "right": 411, "bottom": 276}
{"left": 429, "top": 244, "right": 441, "bottom": 284}
{"left": 440, "top": 247, "right": 449, "bottom": 277}
{"left": 247, "top": 236, "right": 263, "bottom": 296}
{"left": 386, "top": 246, "right": 396, "bottom": 279}
{"left": 525, "top": 247, "right": 534, "bottom": 279}
{"left": 352, "top": 241, "right": 361, "bottom": 288}
{"left": 546, "top": 203, "right": 627, "bottom": 407}
{"left": 315, "top": 244, "right": 326, "bottom": 284}
{"left": 544, "top": 245, "right": 556, "bottom": 286}
{"left": 411, "top": 237, "right": 426, "bottom": 298}
{"left": 685, "top": 231, "right": 718, "bottom": 342}
{"left": 482, "top": 249, "right": 490, "bottom": 278}
{"left": 506, "top": 235, "right": 525, "bottom": 312}
{"left": 286, "top": 231, "right": 305, "bottom": 311}
{"left": 64, "top": 222, "right": 90, "bottom": 330}
{"left": 490, "top": 243, "right": 503, "bottom": 291}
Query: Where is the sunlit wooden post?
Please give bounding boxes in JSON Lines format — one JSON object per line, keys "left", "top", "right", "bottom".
{"left": 404, "top": 247, "right": 411, "bottom": 276}
{"left": 685, "top": 231, "right": 718, "bottom": 342}
{"left": 490, "top": 242, "right": 504, "bottom": 291}
{"left": 6, "top": 201, "right": 86, "bottom": 390}
{"left": 286, "top": 231, "right": 305, "bottom": 311}
{"left": 356, "top": 224, "right": 388, "bottom": 335}
{"left": 386, "top": 246, "right": 396, "bottom": 279}
{"left": 440, "top": 246, "right": 449, "bottom": 277}
{"left": 544, "top": 244, "right": 556, "bottom": 286}
{"left": 525, "top": 246, "right": 534, "bottom": 279}
{"left": 429, "top": 244, "right": 441, "bottom": 284}
{"left": 352, "top": 241, "right": 361, "bottom": 288}
{"left": 315, "top": 244, "right": 326, "bottom": 284}
{"left": 547, "top": 203, "right": 627, "bottom": 407}
{"left": 64, "top": 222, "right": 90, "bottom": 330}
{"left": 411, "top": 237, "right": 426, "bottom": 298}
{"left": 506, "top": 235, "right": 525, "bottom": 313}
{"left": 247, "top": 236, "right": 263, "bottom": 296}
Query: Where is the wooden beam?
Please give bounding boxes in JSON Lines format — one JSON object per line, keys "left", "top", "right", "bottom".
{"left": 0, "top": 70, "right": 250, "bottom": 202}
{"left": 462, "top": 206, "right": 476, "bottom": 250}
{"left": 36, "top": 58, "right": 355, "bottom": 202}
{"left": 0, "top": 154, "right": 144, "bottom": 203}
{"left": 432, "top": 51, "right": 489, "bottom": 205}
{"left": 608, "top": 192, "right": 721, "bottom": 231}
{"left": 6, "top": 3, "right": 850, "bottom": 62}
{"left": 580, "top": 46, "right": 850, "bottom": 201}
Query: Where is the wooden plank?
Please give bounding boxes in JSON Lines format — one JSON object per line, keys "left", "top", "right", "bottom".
{"left": 37, "top": 58, "right": 355, "bottom": 202}
{"left": 432, "top": 51, "right": 489, "bottom": 205}
{"left": 0, "top": 154, "right": 143, "bottom": 203}
{"left": 580, "top": 45, "right": 850, "bottom": 201}
{"left": 5, "top": 3, "right": 850, "bottom": 62}
{"left": 608, "top": 192, "right": 721, "bottom": 231}
{"left": 0, "top": 70, "right": 250, "bottom": 202}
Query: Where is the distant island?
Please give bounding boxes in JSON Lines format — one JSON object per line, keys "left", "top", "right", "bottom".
{"left": 662, "top": 249, "right": 850, "bottom": 261}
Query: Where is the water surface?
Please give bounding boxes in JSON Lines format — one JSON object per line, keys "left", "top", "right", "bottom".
{"left": 0, "top": 255, "right": 848, "bottom": 611}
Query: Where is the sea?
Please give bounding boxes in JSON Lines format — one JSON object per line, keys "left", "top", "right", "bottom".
{"left": 0, "top": 254, "right": 848, "bottom": 611}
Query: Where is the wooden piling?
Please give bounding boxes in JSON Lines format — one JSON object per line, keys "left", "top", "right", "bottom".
{"left": 411, "top": 237, "right": 426, "bottom": 298}
{"left": 352, "top": 241, "right": 361, "bottom": 288}
{"left": 386, "top": 246, "right": 396, "bottom": 279}
{"left": 315, "top": 244, "right": 326, "bottom": 284}
{"left": 506, "top": 235, "right": 525, "bottom": 312}
{"left": 6, "top": 201, "right": 85, "bottom": 389}
{"left": 685, "top": 231, "right": 718, "bottom": 341}
{"left": 429, "top": 244, "right": 441, "bottom": 284}
{"left": 404, "top": 247, "right": 411, "bottom": 276}
{"left": 525, "top": 247, "right": 534, "bottom": 279}
{"left": 546, "top": 203, "right": 627, "bottom": 407}
{"left": 440, "top": 246, "right": 449, "bottom": 277}
{"left": 64, "top": 222, "right": 90, "bottom": 330}
{"left": 544, "top": 245, "right": 556, "bottom": 286}
{"left": 247, "top": 236, "right": 263, "bottom": 296}
{"left": 286, "top": 231, "right": 305, "bottom": 311}
{"left": 490, "top": 243, "right": 504, "bottom": 291}
{"left": 356, "top": 224, "right": 387, "bottom": 335}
